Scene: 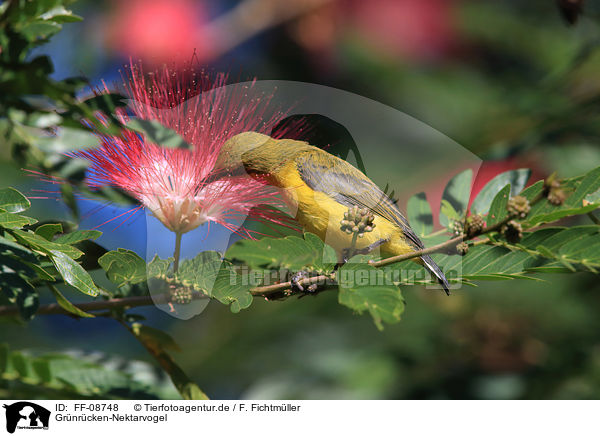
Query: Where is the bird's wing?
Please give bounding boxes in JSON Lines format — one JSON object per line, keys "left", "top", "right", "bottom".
{"left": 295, "top": 150, "right": 425, "bottom": 250}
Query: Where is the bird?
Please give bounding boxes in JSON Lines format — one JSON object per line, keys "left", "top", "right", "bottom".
{"left": 215, "top": 131, "right": 450, "bottom": 295}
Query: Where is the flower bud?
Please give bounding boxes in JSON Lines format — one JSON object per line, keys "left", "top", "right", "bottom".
{"left": 451, "top": 219, "right": 465, "bottom": 236}
{"left": 507, "top": 195, "right": 531, "bottom": 219}
{"left": 548, "top": 189, "right": 566, "bottom": 206}
{"left": 169, "top": 285, "right": 193, "bottom": 304}
{"left": 502, "top": 220, "right": 523, "bottom": 243}
{"left": 465, "top": 215, "right": 485, "bottom": 237}
{"left": 456, "top": 242, "right": 469, "bottom": 256}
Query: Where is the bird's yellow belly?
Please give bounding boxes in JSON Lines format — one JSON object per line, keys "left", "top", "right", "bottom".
{"left": 272, "top": 165, "right": 414, "bottom": 258}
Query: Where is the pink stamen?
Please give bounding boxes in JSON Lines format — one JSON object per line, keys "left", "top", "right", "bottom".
{"left": 70, "top": 62, "right": 292, "bottom": 235}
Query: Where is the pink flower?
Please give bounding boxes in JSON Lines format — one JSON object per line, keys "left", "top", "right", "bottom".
{"left": 350, "top": 0, "right": 459, "bottom": 62}
{"left": 105, "top": 0, "right": 216, "bottom": 65}
{"left": 77, "top": 64, "right": 290, "bottom": 236}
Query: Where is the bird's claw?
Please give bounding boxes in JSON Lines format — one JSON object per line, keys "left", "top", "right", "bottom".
{"left": 341, "top": 238, "right": 388, "bottom": 263}
{"left": 290, "top": 270, "right": 319, "bottom": 294}
{"left": 341, "top": 248, "right": 353, "bottom": 263}
{"left": 358, "top": 238, "right": 388, "bottom": 255}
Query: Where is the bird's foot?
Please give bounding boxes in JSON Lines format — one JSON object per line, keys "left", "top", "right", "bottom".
{"left": 290, "top": 270, "right": 320, "bottom": 295}
{"left": 341, "top": 238, "right": 388, "bottom": 263}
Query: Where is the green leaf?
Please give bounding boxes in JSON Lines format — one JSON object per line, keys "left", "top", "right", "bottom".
{"left": 126, "top": 119, "right": 191, "bottom": 149}
{"left": 27, "top": 262, "right": 55, "bottom": 281}
{"left": 585, "top": 188, "right": 600, "bottom": 205}
{"left": 40, "top": 6, "right": 83, "bottom": 23}
{"left": 56, "top": 157, "right": 89, "bottom": 180}
{"left": 11, "top": 353, "right": 29, "bottom": 378}
{"left": 522, "top": 167, "right": 600, "bottom": 226}
{"left": 439, "top": 169, "right": 472, "bottom": 227}
{"left": 50, "top": 250, "right": 99, "bottom": 296}
{"left": 54, "top": 230, "right": 102, "bottom": 245}
{"left": 486, "top": 184, "right": 511, "bottom": 226}
{"left": 407, "top": 192, "right": 433, "bottom": 237}
{"left": 34, "top": 223, "right": 63, "bottom": 240}
{"left": 81, "top": 93, "right": 127, "bottom": 114}
{"left": 0, "top": 235, "right": 37, "bottom": 263}
{"left": 471, "top": 169, "right": 531, "bottom": 215}
{"left": 568, "top": 166, "right": 600, "bottom": 206}
{"left": 20, "top": 20, "right": 62, "bottom": 41}
{"left": 338, "top": 257, "right": 405, "bottom": 330}
{"left": 11, "top": 229, "right": 83, "bottom": 259}
{"left": 54, "top": 365, "right": 133, "bottom": 396}
{"left": 34, "top": 127, "right": 100, "bottom": 152}
{"left": 98, "top": 249, "right": 147, "bottom": 287}
{"left": 210, "top": 266, "right": 253, "bottom": 313}
{"left": 48, "top": 285, "right": 95, "bottom": 318}
{"left": 0, "top": 254, "right": 36, "bottom": 277}
{"left": 39, "top": 353, "right": 157, "bottom": 397}
{"left": 226, "top": 232, "right": 336, "bottom": 274}
{"left": 131, "top": 324, "right": 181, "bottom": 353}
{"left": 0, "top": 272, "right": 39, "bottom": 320}
{"left": 425, "top": 225, "right": 600, "bottom": 283}
{"left": 0, "top": 187, "right": 31, "bottom": 213}
{"left": 176, "top": 252, "right": 222, "bottom": 293}
{"left": 302, "top": 232, "right": 338, "bottom": 273}
{"left": 440, "top": 200, "right": 460, "bottom": 226}
{"left": 0, "top": 212, "right": 37, "bottom": 229}
{"left": 165, "top": 252, "right": 253, "bottom": 312}
{"left": 31, "top": 359, "right": 52, "bottom": 384}
{"left": 0, "top": 345, "right": 160, "bottom": 398}
{"left": 0, "top": 344, "right": 8, "bottom": 374}
{"left": 147, "top": 255, "right": 174, "bottom": 278}
{"left": 181, "top": 384, "right": 210, "bottom": 401}
{"left": 127, "top": 324, "right": 209, "bottom": 399}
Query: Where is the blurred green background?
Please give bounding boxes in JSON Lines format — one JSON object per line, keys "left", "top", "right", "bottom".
{"left": 2, "top": 0, "right": 600, "bottom": 399}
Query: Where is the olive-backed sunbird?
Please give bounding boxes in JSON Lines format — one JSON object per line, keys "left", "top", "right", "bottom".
{"left": 216, "top": 132, "right": 451, "bottom": 295}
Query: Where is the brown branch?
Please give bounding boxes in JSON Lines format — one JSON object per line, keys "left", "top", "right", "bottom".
{"left": 0, "top": 293, "right": 204, "bottom": 317}
{"left": 0, "top": 217, "right": 522, "bottom": 316}
{"left": 368, "top": 235, "right": 464, "bottom": 268}
{"left": 0, "top": 192, "right": 549, "bottom": 316}
{"left": 250, "top": 273, "right": 334, "bottom": 297}
{"left": 367, "top": 207, "right": 524, "bottom": 268}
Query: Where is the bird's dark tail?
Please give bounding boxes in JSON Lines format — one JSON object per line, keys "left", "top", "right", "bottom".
{"left": 420, "top": 254, "right": 451, "bottom": 295}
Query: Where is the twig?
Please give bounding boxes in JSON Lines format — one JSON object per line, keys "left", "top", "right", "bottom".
{"left": 368, "top": 235, "right": 464, "bottom": 268}
{"left": 0, "top": 293, "right": 205, "bottom": 317}
{"left": 0, "top": 214, "right": 529, "bottom": 316}
{"left": 119, "top": 319, "right": 210, "bottom": 400}
{"left": 0, "top": 192, "right": 550, "bottom": 316}
{"left": 250, "top": 273, "right": 334, "bottom": 297}
{"left": 368, "top": 206, "right": 529, "bottom": 268}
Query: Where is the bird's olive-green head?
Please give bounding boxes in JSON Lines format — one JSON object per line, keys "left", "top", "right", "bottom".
{"left": 215, "top": 131, "right": 313, "bottom": 176}
{"left": 214, "top": 131, "right": 272, "bottom": 175}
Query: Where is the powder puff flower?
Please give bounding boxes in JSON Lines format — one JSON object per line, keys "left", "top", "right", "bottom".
{"left": 76, "top": 63, "right": 290, "bottom": 237}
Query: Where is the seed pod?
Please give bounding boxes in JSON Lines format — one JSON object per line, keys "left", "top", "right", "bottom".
{"left": 452, "top": 219, "right": 465, "bottom": 236}
{"left": 456, "top": 242, "right": 469, "bottom": 256}
{"left": 169, "top": 285, "right": 193, "bottom": 304}
{"left": 548, "top": 189, "right": 566, "bottom": 206}
{"left": 340, "top": 206, "right": 376, "bottom": 237}
{"left": 543, "top": 174, "right": 561, "bottom": 195}
{"left": 502, "top": 220, "right": 523, "bottom": 243}
{"left": 507, "top": 195, "right": 531, "bottom": 219}
{"left": 465, "top": 215, "right": 485, "bottom": 237}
